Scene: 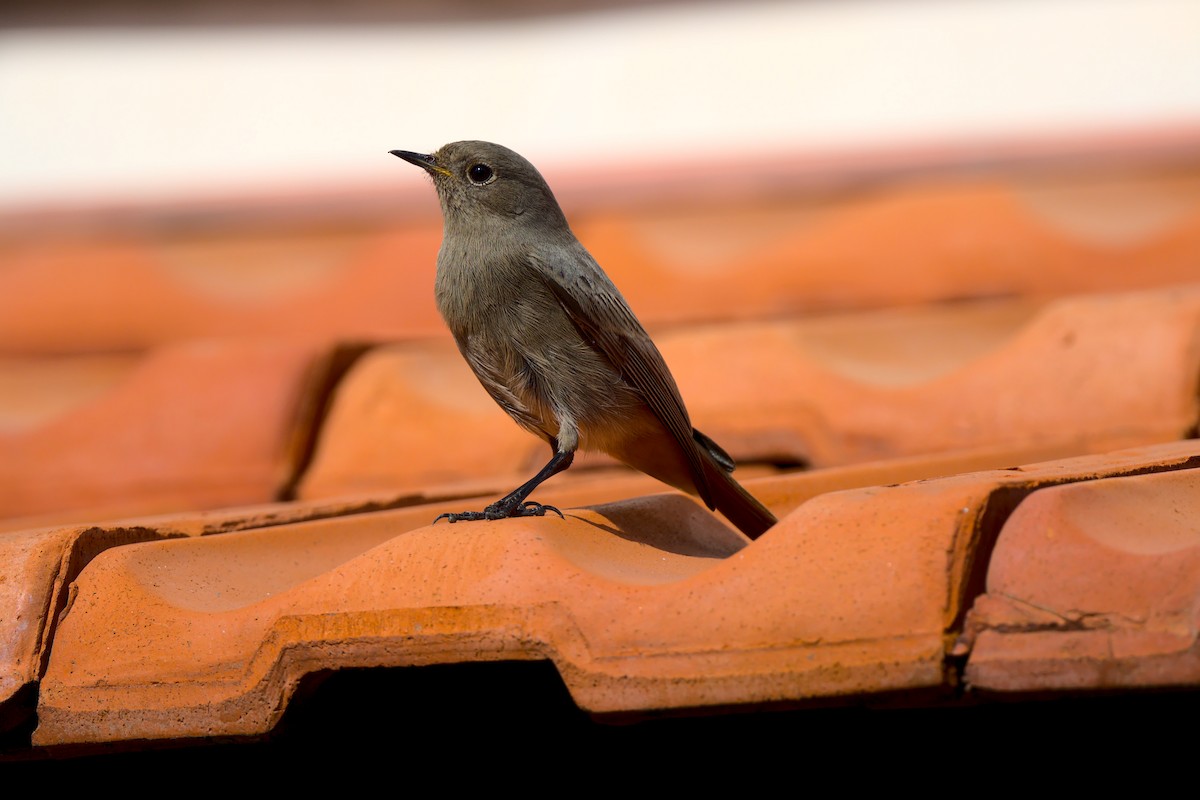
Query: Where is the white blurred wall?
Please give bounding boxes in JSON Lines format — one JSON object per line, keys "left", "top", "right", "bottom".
{"left": 1, "top": 0, "right": 1198, "bottom": 209}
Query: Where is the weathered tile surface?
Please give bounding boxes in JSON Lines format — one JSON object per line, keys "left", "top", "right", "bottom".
{"left": 962, "top": 467, "right": 1200, "bottom": 693}
{"left": 31, "top": 441, "right": 1200, "bottom": 747}
{"left": 0, "top": 491, "right": 430, "bottom": 738}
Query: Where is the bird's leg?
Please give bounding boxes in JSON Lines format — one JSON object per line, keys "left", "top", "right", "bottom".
{"left": 435, "top": 450, "right": 575, "bottom": 524}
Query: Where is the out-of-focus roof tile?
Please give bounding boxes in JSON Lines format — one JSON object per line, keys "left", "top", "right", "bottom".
{"left": 0, "top": 227, "right": 446, "bottom": 354}
{"left": 298, "top": 286, "right": 1200, "bottom": 501}
{"left": 0, "top": 341, "right": 333, "bottom": 525}
{"left": 3, "top": 166, "right": 1199, "bottom": 354}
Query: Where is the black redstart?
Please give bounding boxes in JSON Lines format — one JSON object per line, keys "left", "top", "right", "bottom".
{"left": 391, "top": 141, "right": 776, "bottom": 539}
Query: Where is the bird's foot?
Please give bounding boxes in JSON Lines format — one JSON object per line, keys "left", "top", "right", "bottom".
{"left": 432, "top": 510, "right": 490, "bottom": 524}
{"left": 514, "top": 500, "right": 564, "bottom": 519}
{"left": 433, "top": 500, "right": 564, "bottom": 524}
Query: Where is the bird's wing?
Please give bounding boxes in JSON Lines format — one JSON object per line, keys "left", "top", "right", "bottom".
{"left": 533, "top": 245, "right": 715, "bottom": 505}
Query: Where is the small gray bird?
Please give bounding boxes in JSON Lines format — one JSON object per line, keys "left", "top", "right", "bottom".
{"left": 391, "top": 141, "right": 776, "bottom": 539}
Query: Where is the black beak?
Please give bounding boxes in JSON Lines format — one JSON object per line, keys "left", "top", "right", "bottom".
{"left": 390, "top": 149, "right": 446, "bottom": 176}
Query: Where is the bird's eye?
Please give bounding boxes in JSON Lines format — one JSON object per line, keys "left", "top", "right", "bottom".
{"left": 467, "top": 163, "right": 495, "bottom": 185}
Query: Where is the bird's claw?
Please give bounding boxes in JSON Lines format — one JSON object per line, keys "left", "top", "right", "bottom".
{"left": 432, "top": 500, "right": 564, "bottom": 524}
{"left": 519, "top": 501, "right": 564, "bottom": 519}
{"left": 433, "top": 511, "right": 481, "bottom": 524}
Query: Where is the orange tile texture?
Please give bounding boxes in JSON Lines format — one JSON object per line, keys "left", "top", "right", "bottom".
{"left": 963, "top": 466, "right": 1200, "bottom": 692}
{"left": 3, "top": 149, "right": 1200, "bottom": 756}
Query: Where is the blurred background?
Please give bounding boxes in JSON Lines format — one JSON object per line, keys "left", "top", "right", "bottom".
{"left": 2, "top": 0, "right": 1200, "bottom": 525}
{"left": 3, "top": 0, "right": 1199, "bottom": 209}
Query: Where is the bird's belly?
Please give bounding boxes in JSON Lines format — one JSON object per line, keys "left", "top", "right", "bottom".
{"left": 520, "top": 338, "right": 645, "bottom": 433}
{"left": 458, "top": 319, "right": 639, "bottom": 434}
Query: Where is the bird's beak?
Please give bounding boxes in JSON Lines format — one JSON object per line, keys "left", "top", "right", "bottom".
{"left": 390, "top": 149, "right": 452, "bottom": 178}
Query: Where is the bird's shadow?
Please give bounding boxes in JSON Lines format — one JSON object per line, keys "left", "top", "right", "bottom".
{"left": 561, "top": 493, "right": 748, "bottom": 559}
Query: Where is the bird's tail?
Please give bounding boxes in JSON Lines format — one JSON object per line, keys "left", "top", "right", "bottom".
{"left": 694, "top": 430, "right": 777, "bottom": 540}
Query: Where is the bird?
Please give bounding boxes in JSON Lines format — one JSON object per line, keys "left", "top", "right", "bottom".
{"left": 390, "top": 141, "right": 776, "bottom": 540}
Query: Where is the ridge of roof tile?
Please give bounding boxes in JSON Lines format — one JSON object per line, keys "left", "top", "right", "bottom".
{"left": 28, "top": 440, "right": 1200, "bottom": 749}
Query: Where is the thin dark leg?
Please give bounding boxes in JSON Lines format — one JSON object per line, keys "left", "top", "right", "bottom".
{"left": 435, "top": 450, "right": 575, "bottom": 524}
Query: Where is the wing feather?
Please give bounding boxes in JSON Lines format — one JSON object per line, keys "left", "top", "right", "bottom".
{"left": 533, "top": 246, "right": 715, "bottom": 505}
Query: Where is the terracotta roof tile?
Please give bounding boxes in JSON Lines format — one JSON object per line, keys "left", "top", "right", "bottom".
{"left": 298, "top": 287, "right": 1200, "bottom": 503}
{"left": 4, "top": 140, "right": 1200, "bottom": 762}
{"left": 0, "top": 341, "right": 335, "bottom": 527}
{"left": 28, "top": 440, "right": 1200, "bottom": 749}
{"left": 4, "top": 166, "right": 1200, "bottom": 354}
{"left": 962, "top": 466, "right": 1200, "bottom": 692}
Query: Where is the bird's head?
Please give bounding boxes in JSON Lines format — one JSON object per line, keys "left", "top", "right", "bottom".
{"left": 391, "top": 141, "right": 569, "bottom": 232}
